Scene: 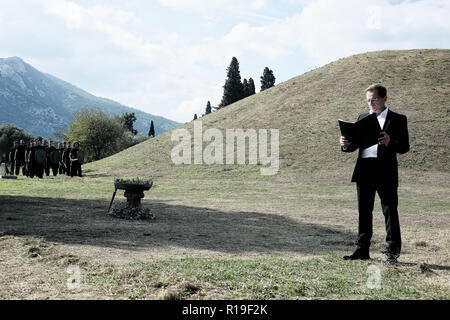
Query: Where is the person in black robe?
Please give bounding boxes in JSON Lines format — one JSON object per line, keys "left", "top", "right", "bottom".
{"left": 46, "top": 140, "right": 58, "bottom": 176}
{"left": 69, "top": 142, "right": 82, "bottom": 177}
{"left": 25, "top": 140, "right": 33, "bottom": 177}
{"left": 43, "top": 140, "right": 50, "bottom": 176}
{"left": 27, "top": 140, "right": 37, "bottom": 178}
{"left": 30, "top": 140, "right": 45, "bottom": 179}
{"left": 14, "top": 140, "right": 27, "bottom": 176}
{"left": 58, "top": 142, "right": 66, "bottom": 175}
{"left": 63, "top": 142, "right": 72, "bottom": 176}
{"left": 37, "top": 140, "right": 46, "bottom": 178}
{"left": 8, "top": 141, "right": 17, "bottom": 174}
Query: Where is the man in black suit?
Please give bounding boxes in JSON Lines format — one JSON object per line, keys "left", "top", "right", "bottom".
{"left": 340, "top": 84, "right": 410, "bottom": 264}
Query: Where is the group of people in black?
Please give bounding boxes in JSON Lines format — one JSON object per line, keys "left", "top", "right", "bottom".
{"left": 8, "top": 139, "right": 83, "bottom": 178}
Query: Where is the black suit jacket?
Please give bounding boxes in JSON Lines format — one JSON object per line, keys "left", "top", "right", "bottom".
{"left": 342, "top": 109, "right": 410, "bottom": 187}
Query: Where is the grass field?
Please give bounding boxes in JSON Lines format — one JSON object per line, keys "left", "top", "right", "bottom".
{"left": 0, "top": 167, "right": 448, "bottom": 299}
{"left": 0, "top": 49, "right": 448, "bottom": 300}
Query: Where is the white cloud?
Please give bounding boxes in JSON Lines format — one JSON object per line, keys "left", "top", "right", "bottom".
{"left": 167, "top": 97, "right": 207, "bottom": 123}
{"left": 168, "top": 0, "right": 450, "bottom": 121}
{"left": 42, "top": 0, "right": 83, "bottom": 29}
{"left": 366, "top": 5, "right": 382, "bottom": 30}
{"left": 296, "top": 0, "right": 450, "bottom": 65}
{"left": 280, "top": 0, "right": 313, "bottom": 4}
{"left": 219, "top": 21, "right": 299, "bottom": 59}
{"left": 208, "top": 0, "right": 450, "bottom": 67}
{"left": 41, "top": 0, "right": 171, "bottom": 63}
{"left": 158, "top": 0, "right": 267, "bottom": 11}
{"left": 41, "top": 0, "right": 137, "bottom": 28}
{"left": 3, "top": 0, "right": 448, "bottom": 124}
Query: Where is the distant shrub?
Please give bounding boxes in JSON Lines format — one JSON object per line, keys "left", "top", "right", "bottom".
{"left": 67, "top": 108, "right": 133, "bottom": 162}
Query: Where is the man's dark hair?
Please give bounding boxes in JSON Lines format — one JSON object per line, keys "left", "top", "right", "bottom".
{"left": 366, "top": 84, "right": 387, "bottom": 98}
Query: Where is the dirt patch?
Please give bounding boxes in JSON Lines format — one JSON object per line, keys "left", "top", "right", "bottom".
{"left": 0, "top": 235, "right": 110, "bottom": 299}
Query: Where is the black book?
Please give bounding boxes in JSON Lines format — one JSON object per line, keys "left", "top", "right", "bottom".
{"left": 338, "top": 113, "right": 382, "bottom": 149}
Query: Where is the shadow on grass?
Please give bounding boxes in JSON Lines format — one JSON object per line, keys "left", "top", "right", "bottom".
{"left": 370, "top": 258, "right": 450, "bottom": 271}
{"left": 0, "top": 195, "right": 357, "bottom": 255}
{"left": 81, "top": 169, "right": 111, "bottom": 179}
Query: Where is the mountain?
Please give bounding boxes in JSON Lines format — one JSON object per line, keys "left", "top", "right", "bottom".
{"left": 87, "top": 49, "right": 449, "bottom": 177}
{"left": 0, "top": 57, "right": 181, "bottom": 138}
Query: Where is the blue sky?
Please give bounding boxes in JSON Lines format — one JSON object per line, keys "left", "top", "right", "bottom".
{"left": 0, "top": 0, "right": 449, "bottom": 123}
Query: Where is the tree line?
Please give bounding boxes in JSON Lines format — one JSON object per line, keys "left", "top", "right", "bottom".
{"left": 193, "top": 57, "right": 276, "bottom": 120}
{"left": 0, "top": 111, "right": 157, "bottom": 165}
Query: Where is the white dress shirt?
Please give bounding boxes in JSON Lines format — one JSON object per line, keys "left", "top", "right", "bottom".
{"left": 361, "top": 105, "right": 389, "bottom": 158}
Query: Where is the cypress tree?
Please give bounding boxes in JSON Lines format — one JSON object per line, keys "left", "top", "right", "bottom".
{"left": 205, "top": 101, "right": 212, "bottom": 115}
{"left": 218, "top": 57, "right": 244, "bottom": 108}
{"left": 260, "top": 67, "right": 276, "bottom": 91}
{"left": 148, "top": 120, "right": 155, "bottom": 137}
{"left": 248, "top": 78, "right": 256, "bottom": 96}
{"left": 242, "top": 78, "right": 249, "bottom": 97}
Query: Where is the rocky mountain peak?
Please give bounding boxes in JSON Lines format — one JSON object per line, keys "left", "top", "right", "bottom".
{"left": 0, "top": 57, "right": 180, "bottom": 138}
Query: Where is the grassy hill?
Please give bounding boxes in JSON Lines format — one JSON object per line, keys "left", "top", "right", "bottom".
{"left": 87, "top": 49, "right": 450, "bottom": 178}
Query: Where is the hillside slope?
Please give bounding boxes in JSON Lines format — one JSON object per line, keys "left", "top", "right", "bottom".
{"left": 0, "top": 57, "right": 180, "bottom": 137}
{"left": 87, "top": 49, "right": 449, "bottom": 177}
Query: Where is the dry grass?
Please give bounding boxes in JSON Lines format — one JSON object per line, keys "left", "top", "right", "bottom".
{"left": 0, "top": 50, "right": 448, "bottom": 299}
{"left": 0, "top": 167, "right": 448, "bottom": 299}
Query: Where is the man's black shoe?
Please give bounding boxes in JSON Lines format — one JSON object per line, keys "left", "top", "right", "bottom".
{"left": 343, "top": 249, "right": 370, "bottom": 260}
{"left": 385, "top": 257, "right": 398, "bottom": 265}
{"left": 384, "top": 250, "right": 399, "bottom": 265}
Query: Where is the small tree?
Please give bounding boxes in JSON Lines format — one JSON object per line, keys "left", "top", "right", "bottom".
{"left": 148, "top": 120, "right": 155, "bottom": 137}
{"left": 193, "top": 114, "right": 198, "bottom": 120}
{"left": 121, "top": 112, "right": 138, "bottom": 135}
{"left": 0, "top": 124, "right": 34, "bottom": 162}
{"left": 205, "top": 101, "right": 212, "bottom": 115}
{"left": 260, "top": 67, "right": 276, "bottom": 91}
{"left": 67, "top": 108, "right": 132, "bottom": 162}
